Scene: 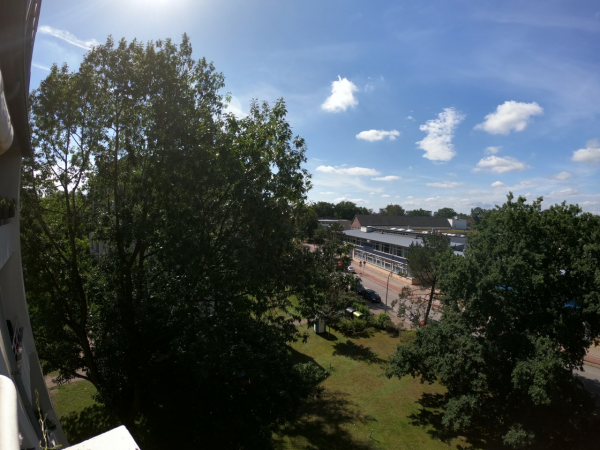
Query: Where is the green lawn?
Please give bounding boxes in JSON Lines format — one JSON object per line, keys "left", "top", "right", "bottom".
{"left": 49, "top": 380, "right": 98, "bottom": 419}
{"left": 274, "top": 328, "right": 473, "bottom": 450}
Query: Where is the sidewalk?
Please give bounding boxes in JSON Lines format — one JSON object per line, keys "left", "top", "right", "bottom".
{"left": 585, "top": 345, "right": 600, "bottom": 367}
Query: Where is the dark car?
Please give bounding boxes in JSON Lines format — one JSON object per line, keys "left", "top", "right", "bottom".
{"left": 364, "top": 289, "right": 381, "bottom": 303}
{"left": 356, "top": 283, "right": 367, "bottom": 297}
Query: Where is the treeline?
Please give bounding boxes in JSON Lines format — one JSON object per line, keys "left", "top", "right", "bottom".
{"left": 311, "top": 201, "right": 491, "bottom": 222}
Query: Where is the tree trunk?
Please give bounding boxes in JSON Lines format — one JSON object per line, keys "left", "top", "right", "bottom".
{"left": 424, "top": 282, "right": 435, "bottom": 324}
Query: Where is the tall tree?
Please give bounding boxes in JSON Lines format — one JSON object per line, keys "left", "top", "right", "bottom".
{"left": 387, "top": 195, "right": 600, "bottom": 448}
{"left": 379, "top": 204, "right": 405, "bottom": 216}
{"left": 407, "top": 208, "right": 431, "bottom": 217}
{"left": 470, "top": 206, "right": 489, "bottom": 226}
{"left": 434, "top": 207, "right": 457, "bottom": 218}
{"left": 334, "top": 200, "right": 363, "bottom": 220}
{"left": 312, "top": 201, "right": 335, "bottom": 218}
{"left": 23, "top": 36, "right": 320, "bottom": 449}
{"left": 406, "top": 232, "right": 452, "bottom": 324}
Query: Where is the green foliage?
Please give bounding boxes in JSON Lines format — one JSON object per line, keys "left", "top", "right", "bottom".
{"left": 407, "top": 208, "right": 431, "bottom": 217}
{"left": 470, "top": 206, "right": 489, "bottom": 226}
{"left": 407, "top": 232, "right": 452, "bottom": 324}
{"left": 388, "top": 194, "right": 600, "bottom": 447}
{"left": 434, "top": 207, "right": 457, "bottom": 218}
{"left": 294, "top": 361, "right": 329, "bottom": 387}
{"left": 374, "top": 313, "right": 392, "bottom": 330}
{"left": 379, "top": 203, "right": 405, "bottom": 216}
{"left": 311, "top": 201, "right": 336, "bottom": 218}
{"left": 23, "top": 35, "right": 318, "bottom": 449}
{"left": 312, "top": 200, "right": 371, "bottom": 220}
{"left": 336, "top": 318, "right": 370, "bottom": 337}
{"left": 352, "top": 302, "right": 371, "bottom": 317}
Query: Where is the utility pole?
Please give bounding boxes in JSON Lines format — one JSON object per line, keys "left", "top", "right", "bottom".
{"left": 385, "top": 270, "right": 393, "bottom": 313}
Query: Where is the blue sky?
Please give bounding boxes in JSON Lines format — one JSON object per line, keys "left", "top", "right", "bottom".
{"left": 32, "top": 0, "right": 600, "bottom": 214}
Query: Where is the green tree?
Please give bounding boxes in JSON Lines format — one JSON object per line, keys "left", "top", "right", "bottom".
{"left": 379, "top": 204, "right": 405, "bottom": 216}
{"left": 312, "top": 201, "right": 335, "bottom": 218}
{"left": 295, "top": 205, "right": 319, "bottom": 240}
{"left": 406, "top": 232, "right": 451, "bottom": 324}
{"left": 23, "top": 36, "right": 319, "bottom": 449}
{"left": 407, "top": 208, "right": 431, "bottom": 217}
{"left": 334, "top": 200, "right": 362, "bottom": 220}
{"left": 434, "top": 207, "right": 457, "bottom": 218}
{"left": 470, "top": 206, "right": 489, "bottom": 226}
{"left": 387, "top": 195, "right": 600, "bottom": 448}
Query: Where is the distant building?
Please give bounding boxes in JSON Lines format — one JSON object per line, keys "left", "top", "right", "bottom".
{"left": 343, "top": 227, "right": 466, "bottom": 283}
{"left": 0, "top": 0, "right": 68, "bottom": 447}
{"left": 317, "top": 218, "right": 351, "bottom": 230}
{"left": 351, "top": 214, "right": 458, "bottom": 230}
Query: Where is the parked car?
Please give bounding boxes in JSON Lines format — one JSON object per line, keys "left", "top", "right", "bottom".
{"left": 364, "top": 289, "right": 381, "bottom": 303}
{"left": 347, "top": 266, "right": 355, "bottom": 273}
{"left": 356, "top": 283, "right": 367, "bottom": 297}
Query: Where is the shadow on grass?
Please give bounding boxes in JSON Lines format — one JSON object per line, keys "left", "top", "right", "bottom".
{"left": 317, "top": 331, "right": 339, "bottom": 341}
{"left": 275, "top": 389, "right": 376, "bottom": 450}
{"left": 289, "top": 346, "right": 326, "bottom": 367}
{"left": 408, "top": 393, "right": 503, "bottom": 450}
{"left": 333, "top": 340, "right": 385, "bottom": 365}
{"left": 60, "top": 404, "right": 121, "bottom": 445}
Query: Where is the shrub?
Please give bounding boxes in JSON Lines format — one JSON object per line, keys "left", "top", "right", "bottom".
{"left": 352, "top": 302, "right": 371, "bottom": 317}
{"left": 374, "top": 313, "right": 391, "bottom": 330}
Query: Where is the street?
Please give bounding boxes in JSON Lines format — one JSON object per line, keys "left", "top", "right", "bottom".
{"left": 352, "top": 271, "right": 442, "bottom": 328}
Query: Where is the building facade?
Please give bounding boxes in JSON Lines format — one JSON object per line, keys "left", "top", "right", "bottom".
{"left": 1, "top": 0, "right": 68, "bottom": 448}
{"left": 343, "top": 227, "right": 466, "bottom": 282}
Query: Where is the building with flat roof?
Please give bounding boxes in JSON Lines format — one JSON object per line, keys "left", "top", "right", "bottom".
{"left": 317, "top": 218, "right": 351, "bottom": 230}
{"left": 351, "top": 214, "right": 467, "bottom": 230}
{"left": 343, "top": 227, "right": 465, "bottom": 282}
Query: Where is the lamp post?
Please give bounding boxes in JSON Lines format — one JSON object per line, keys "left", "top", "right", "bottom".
{"left": 385, "top": 270, "right": 393, "bottom": 313}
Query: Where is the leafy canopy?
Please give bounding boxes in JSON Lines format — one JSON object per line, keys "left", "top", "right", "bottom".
{"left": 22, "top": 35, "right": 328, "bottom": 449}
{"left": 388, "top": 194, "right": 600, "bottom": 448}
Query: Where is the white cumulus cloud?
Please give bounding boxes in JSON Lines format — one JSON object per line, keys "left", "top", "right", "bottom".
{"left": 473, "top": 156, "right": 529, "bottom": 173}
{"left": 572, "top": 139, "right": 600, "bottom": 163}
{"left": 38, "top": 25, "right": 99, "bottom": 50}
{"left": 416, "top": 107, "right": 465, "bottom": 161}
{"left": 356, "top": 129, "right": 400, "bottom": 142}
{"left": 319, "top": 191, "right": 337, "bottom": 195}
{"left": 475, "top": 101, "right": 543, "bottom": 135}
{"left": 426, "top": 181, "right": 462, "bottom": 188}
{"left": 485, "top": 146, "right": 501, "bottom": 155}
{"left": 371, "top": 175, "right": 401, "bottom": 181}
{"left": 406, "top": 115, "right": 415, "bottom": 120}
{"left": 381, "top": 194, "right": 391, "bottom": 198}
{"left": 491, "top": 181, "right": 506, "bottom": 188}
{"left": 321, "top": 76, "right": 359, "bottom": 112}
{"left": 553, "top": 171, "right": 572, "bottom": 180}
{"left": 316, "top": 165, "right": 380, "bottom": 176}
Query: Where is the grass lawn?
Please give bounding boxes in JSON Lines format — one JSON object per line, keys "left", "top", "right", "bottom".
{"left": 49, "top": 379, "right": 98, "bottom": 419}
{"left": 274, "top": 328, "right": 472, "bottom": 450}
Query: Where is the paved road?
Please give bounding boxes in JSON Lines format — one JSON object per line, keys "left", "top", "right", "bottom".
{"left": 576, "top": 364, "right": 600, "bottom": 405}
{"left": 352, "top": 272, "right": 441, "bottom": 328}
